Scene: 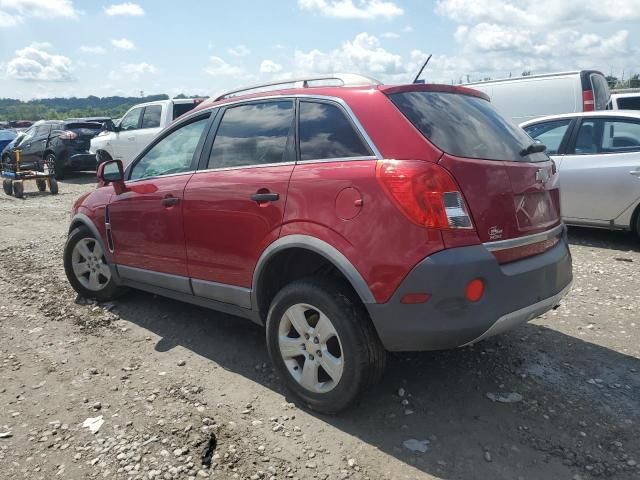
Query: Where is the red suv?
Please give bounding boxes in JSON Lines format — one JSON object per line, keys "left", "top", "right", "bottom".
{"left": 64, "top": 74, "right": 573, "bottom": 413}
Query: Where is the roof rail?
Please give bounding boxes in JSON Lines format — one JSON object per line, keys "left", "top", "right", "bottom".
{"left": 214, "top": 73, "right": 382, "bottom": 102}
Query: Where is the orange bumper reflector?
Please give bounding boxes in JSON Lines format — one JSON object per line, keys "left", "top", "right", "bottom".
{"left": 465, "top": 279, "right": 485, "bottom": 302}
{"left": 400, "top": 293, "right": 432, "bottom": 304}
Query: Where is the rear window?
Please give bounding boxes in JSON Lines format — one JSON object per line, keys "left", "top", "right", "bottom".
{"left": 590, "top": 73, "right": 611, "bottom": 110}
{"left": 173, "top": 102, "right": 198, "bottom": 120}
{"left": 389, "top": 91, "right": 548, "bottom": 162}
{"left": 617, "top": 96, "right": 640, "bottom": 110}
{"left": 64, "top": 122, "right": 103, "bottom": 130}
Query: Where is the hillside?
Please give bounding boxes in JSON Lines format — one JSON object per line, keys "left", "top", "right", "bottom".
{"left": 0, "top": 94, "right": 205, "bottom": 121}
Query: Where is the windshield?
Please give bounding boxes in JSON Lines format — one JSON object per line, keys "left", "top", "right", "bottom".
{"left": 388, "top": 91, "right": 549, "bottom": 162}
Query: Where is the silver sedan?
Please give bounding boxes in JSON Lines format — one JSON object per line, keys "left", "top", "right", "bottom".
{"left": 520, "top": 111, "right": 640, "bottom": 238}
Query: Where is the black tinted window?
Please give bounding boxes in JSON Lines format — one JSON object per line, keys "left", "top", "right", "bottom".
{"left": 389, "top": 91, "right": 548, "bottom": 162}
{"left": 208, "top": 101, "right": 294, "bottom": 168}
{"left": 141, "top": 105, "right": 162, "bottom": 128}
{"left": 173, "top": 102, "right": 198, "bottom": 120}
{"left": 618, "top": 97, "right": 640, "bottom": 110}
{"left": 299, "top": 101, "right": 372, "bottom": 160}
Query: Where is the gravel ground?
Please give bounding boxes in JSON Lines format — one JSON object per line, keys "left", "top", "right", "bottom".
{"left": 0, "top": 174, "right": 639, "bottom": 480}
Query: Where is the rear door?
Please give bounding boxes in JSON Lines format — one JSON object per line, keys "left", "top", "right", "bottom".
{"left": 134, "top": 104, "right": 164, "bottom": 158}
{"left": 108, "top": 113, "right": 211, "bottom": 286}
{"left": 183, "top": 100, "right": 295, "bottom": 300}
{"left": 559, "top": 117, "right": 640, "bottom": 222}
{"left": 388, "top": 89, "right": 561, "bottom": 243}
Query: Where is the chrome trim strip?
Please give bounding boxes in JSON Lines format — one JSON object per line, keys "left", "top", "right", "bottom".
{"left": 460, "top": 280, "right": 573, "bottom": 347}
{"left": 296, "top": 156, "right": 377, "bottom": 165}
{"left": 195, "top": 161, "right": 296, "bottom": 174}
{"left": 483, "top": 224, "right": 565, "bottom": 252}
{"left": 126, "top": 170, "right": 195, "bottom": 184}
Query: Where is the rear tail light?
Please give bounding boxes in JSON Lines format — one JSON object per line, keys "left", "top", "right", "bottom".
{"left": 582, "top": 90, "right": 595, "bottom": 111}
{"left": 376, "top": 160, "right": 473, "bottom": 229}
{"left": 59, "top": 130, "right": 78, "bottom": 140}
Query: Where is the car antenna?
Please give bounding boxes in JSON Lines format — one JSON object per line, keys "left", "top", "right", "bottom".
{"left": 413, "top": 54, "right": 432, "bottom": 84}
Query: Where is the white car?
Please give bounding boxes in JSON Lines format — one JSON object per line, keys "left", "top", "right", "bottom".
{"left": 610, "top": 91, "right": 640, "bottom": 110}
{"left": 91, "top": 98, "right": 202, "bottom": 168}
{"left": 521, "top": 111, "right": 640, "bottom": 237}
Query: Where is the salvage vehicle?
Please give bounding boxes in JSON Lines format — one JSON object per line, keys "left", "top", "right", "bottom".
{"left": 90, "top": 98, "right": 203, "bottom": 168}
{"left": 1, "top": 120, "right": 103, "bottom": 179}
{"left": 64, "top": 74, "right": 573, "bottom": 413}
{"left": 521, "top": 111, "right": 640, "bottom": 237}
{"left": 466, "top": 70, "right": 611, "bottom": 122}
{"left": 0, "top": 129, "right": 18, "bottom": 154}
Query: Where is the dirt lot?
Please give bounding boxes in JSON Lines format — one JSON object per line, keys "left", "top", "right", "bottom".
{"left": 1, "top": 174, "right": 639, "bottom": 480}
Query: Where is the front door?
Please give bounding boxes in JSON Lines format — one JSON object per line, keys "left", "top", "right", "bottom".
{"left": 183, "top": 100, "right": 295, "bottom": 300}
{"left": 108, "top": 114, "right": 211, "bottom": 287}
{"left": 20, "top": 124, "right": 50, "bottom": 169}
{"left": 114, "top": 107, "right": 143, "bottom": 165}
{"left": 560, "top": 117, "right": 640, "bottom": 222}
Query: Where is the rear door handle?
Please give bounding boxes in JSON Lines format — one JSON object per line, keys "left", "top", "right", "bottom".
{"left": 161, "top": 195, "right": 179, "bottom": 207}
{"left": 251, "top": 192, "right": 279, "bottom": 202}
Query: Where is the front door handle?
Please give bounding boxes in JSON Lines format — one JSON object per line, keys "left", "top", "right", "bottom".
{"left": 251, "top": 192, "right": 279, "bottom": 203}
{"left": 161, "top": 195, "right": 179, "bottom": 207}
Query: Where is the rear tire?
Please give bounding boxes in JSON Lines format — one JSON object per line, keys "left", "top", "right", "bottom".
{"left": 12, "top": 181, "right": 23, "bottom": 198}
{"left": 2, "top": 179, "right": 12, "bottom": 196}
{"left": 635, "top": 208, "right": 640, "bottom": 240}
{"left": 64, "top": 226, "right": 121, "bottom": 301}
{"left": 46, "top": 153, "right": 65, "bottom": 180}
{"left": 266, "top": 277, "right": 386, "bottom": 414}
{"left": 49, "top": 177, "right": 59, "bottom": 194}
{"left": 36, "top": 179, "right": 47, "bottom": 192}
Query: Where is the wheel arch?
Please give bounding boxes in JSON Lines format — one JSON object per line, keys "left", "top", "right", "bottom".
{"left": 251, "top": 235, "right": 375, "bottom": 322}
{"left": 68, "top": 213, "right": 121, "bottom": 283}
{"left": 631, "top": 201, "right": 640, "bottom": 236}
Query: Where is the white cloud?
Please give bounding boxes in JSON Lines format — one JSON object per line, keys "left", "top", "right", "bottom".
{"left": 79, "top": 45, "right": 106, "bottom": 54}
{"left": 432, "top": 0, "right": 639, "bottom": 82}
{"left": 204, "top": 56, "right": 245, "bottom": 76}
{"left": 104, "top": 2, "right": 144, "bottom": 16}
{"left": 227, "top": 45, "right": 250, "bottom": 57}
{"left": 123, "top": 62, "right": 157, "bottom": 75}
{"left": 5, "top": 42, "right": 73, "bottom": 81}
{"left": 298, "top": 0, "right": 403, "bottom": 20}
{"left": 294, "top": 32, "right": 405, "bottom": 76}
{"left": 259, "top": 59, "right": 283, "bottom": 74}
{"left": 381, "top": 32, "right": 399, "bottom": 39}
{"left": 111, "top": 38, "right": 135, "bottom": 50}
{"left": 0, "top": 0, "right": 77, "bottom": 26}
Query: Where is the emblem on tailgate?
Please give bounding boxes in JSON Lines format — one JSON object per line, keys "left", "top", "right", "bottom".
{"left": 535, "top": 168, "right": 550, "bottom": 184}
{"left": 488, "top": 226, "right": 503, "bottom": 240}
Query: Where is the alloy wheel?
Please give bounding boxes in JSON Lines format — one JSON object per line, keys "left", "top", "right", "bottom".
{"left": 278, "top": 303, "right": 344, "bottom": 393}
{"left": 71, "top": 238, "right": 111, "bottom": 291}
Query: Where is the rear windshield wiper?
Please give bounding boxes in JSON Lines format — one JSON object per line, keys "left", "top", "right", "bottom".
{"left": 520, "top": 142, "right": 546, "bottom": 156}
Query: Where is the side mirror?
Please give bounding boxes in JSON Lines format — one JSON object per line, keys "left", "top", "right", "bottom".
{"left": 97, "top": 159, "right": 126, "bottom": 194}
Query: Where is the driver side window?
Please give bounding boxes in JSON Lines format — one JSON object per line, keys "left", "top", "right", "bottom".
{"left": 130, "top": 116, "right": 209, "bottom": 181}
{"left": 120, "top": 108, "right": 142, "bottom": 131}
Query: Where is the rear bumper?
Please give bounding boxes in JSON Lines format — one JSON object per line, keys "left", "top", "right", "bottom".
{"left": 366, "top": 229, "right": 573, "bottom": 351}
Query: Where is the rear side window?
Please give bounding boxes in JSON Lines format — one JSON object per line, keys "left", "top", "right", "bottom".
{"left": 523, "top": 120, "right": 572, "bottom": 155}
{"left": 208, "top": 101, "right": 294, "bottom": 169}
{"left": 574, "top": 118, "right": 640, "bottom": 154}
{"left": 389, "top": 91, "right": 548, "bottom": 162}
{"left": 141, "top": 105, "right": 162, "bottom": 128}
{"left": 617, "top": 96, "right": 640, "bottom": 110}
{"left": 173, "top": 102, "right": 198, "bottom": 120}
{"left": 298, "top": 101, "right": 372, "bottom": 160}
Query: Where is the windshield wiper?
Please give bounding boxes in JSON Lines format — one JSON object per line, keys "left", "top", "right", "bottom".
{"left": 520, "top": 142, "right": 546, "bottom": 156}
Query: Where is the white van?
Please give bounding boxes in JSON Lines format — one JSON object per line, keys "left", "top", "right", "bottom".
{"left": 465, "top": 70, "right": 611, "bottom": 123}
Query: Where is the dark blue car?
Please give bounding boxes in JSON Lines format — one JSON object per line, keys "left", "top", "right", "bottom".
{"left": 0, "top": 129, "right": 18, "bottom": 156}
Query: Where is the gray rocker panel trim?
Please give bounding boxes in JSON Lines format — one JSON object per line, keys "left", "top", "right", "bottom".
{"left": 251, "top": 234, "right": 376, "bottom": 311}
{"left": 117, "top": 265, "right": 192, "bottom": 295}
{"left": 191, "top": 278, "right": 252, "bottom": 309}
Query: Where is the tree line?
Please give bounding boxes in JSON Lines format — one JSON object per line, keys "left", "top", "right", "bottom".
{"left": 0, "top": 94, "right": 206, "bottom": 122}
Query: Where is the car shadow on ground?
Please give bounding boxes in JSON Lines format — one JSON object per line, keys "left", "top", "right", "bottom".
{"left": 117, "top": 293, "right": 639, "bottom": 479}
{"left": 61, "top": 171, "right": 98, "bottom": 185}
{"left": 568, "top": 225, "right": 639, "bottom": 253}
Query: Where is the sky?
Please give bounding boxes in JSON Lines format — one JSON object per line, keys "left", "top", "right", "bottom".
{"left": 0, "top": 0, "right": 639, "bottom": 100}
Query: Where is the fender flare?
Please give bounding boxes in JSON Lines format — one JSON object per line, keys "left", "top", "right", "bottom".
{"left": 251, "top": 234, "right": 376, "bottom": 312}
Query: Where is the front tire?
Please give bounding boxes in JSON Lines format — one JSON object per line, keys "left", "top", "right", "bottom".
{"left": 2, "top": 179, "right": 12, "bottom": 196}
{"left": 266, "top": 278, "right": 386, "bottom": 414}
{"left": 64, "top": 226, "right": 120, "bottom": 301}
{"left": 49, "top": 177, "right": 59, "bottom": 194}
{"left": 12, "top": 181, "right": 24, "bottom": 198}
{"left": 36, "top": 179, "right": 47, "bottom": 192}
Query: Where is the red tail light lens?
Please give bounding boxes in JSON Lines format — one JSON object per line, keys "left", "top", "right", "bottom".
{"left": 376, "top": 160, "right": 473, "bottom": 229}
{"left": 582, "top": 90, "right": 595, "bottom": 112}
{"left": 60, "top": 130, "right": 78, "bottom": 140}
